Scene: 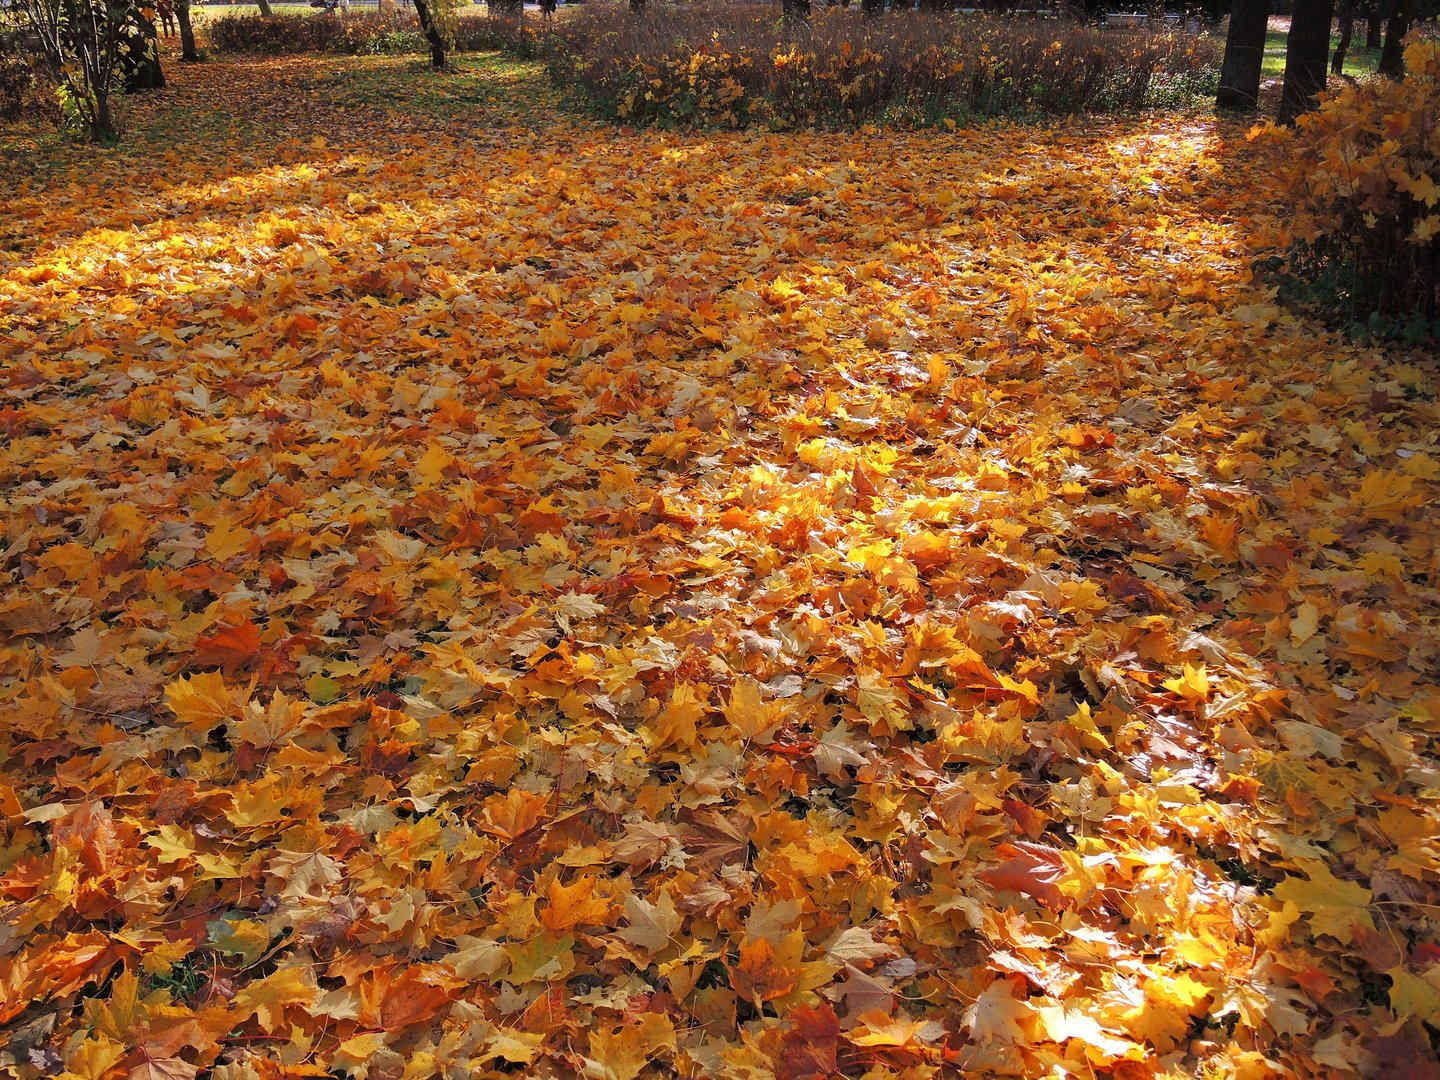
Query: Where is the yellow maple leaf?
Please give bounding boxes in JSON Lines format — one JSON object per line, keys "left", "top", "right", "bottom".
{"left": 1272, "top": 862, "right": 1374, "bottom": 944}
{"left": 1161, "top": 663, "right": 1210, "bottom": 704}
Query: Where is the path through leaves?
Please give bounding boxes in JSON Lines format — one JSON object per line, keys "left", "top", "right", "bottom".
{"left": 2, "top": 52, "right": 1439, "bottom": 1079}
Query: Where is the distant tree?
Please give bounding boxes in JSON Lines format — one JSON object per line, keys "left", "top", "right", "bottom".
{"left": 1332, "top": 0, "right": 1354, "bottom": 72}
{"left": 176, "top": 0, "right": 197, "bottom": 61}
{"left": 1216, "top": 0, "right": 1270, "bottom": 110}
{"left": 1365, "top": 3, "right": 1382, "bottom": 45}
{"left": 1377, "top": 0, "right": 1412, "bottom": 76}
{"left": 412, "top": 0, "right": 467, "bottom": 67}
{"left": 1278, "top": 0, "right": 1335, "bottom": 123}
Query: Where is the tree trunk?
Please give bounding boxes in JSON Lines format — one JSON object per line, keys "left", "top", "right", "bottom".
{"left": 1278, "top": 0, "right": 1336, "bottom": 124}
{"left": 413, "top": 0, "right": 446, "bottom": 68}
{"left": 120, "top": 8, "right": 166, "bottom": 92}
{"left": 177, "top": 0, "right": 198, "bottom": 61}
{"left": 255, "top": 0, "right": 273, "bottom": 16}
{"left": 1365, "top": 6, "right": 1382, "bottom": 46}
{"left": 1332, "top": 0, "right": 1353, "bottom": 72}
{"left": 1378, "top": 0, "right": 1411, "bottom": 77}
{"left": 861, "top": 0, "right": 883, "bottom": 16}
{"left": 1216, "top": 0, "right": 1270, "bottom": 110}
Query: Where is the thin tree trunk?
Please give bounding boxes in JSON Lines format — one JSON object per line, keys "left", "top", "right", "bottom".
{"left": 413, "top": 0, "right": 446, "bottom": 68}
{"left": 1332, "top": 0, "right": 1353, "bottom": 73}
{"left": 255, "top": 0, "right": 274, "bottom": 16}
{"left": 1216, "top": 0, "right": 1270, "bottom": 110}
{"left": 177, "top": 0, "right": 198, "bottom": 61}
{"left": 1365, "top": 6, "right": 1382, "bottom": 46}
{"left": 1378, "top": 0, "right": 1411, "bottom": 77}
{"left": 1278, "top": 0, "right": 1336, "bottom": 124}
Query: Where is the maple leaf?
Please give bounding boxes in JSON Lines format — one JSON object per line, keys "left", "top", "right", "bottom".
{"left": 1273, "top": 862, "right": 1375, "bottom": 944}
{"left": 128, "top": 1055, "right": 198, "bottom": 1080}
{"left": 541, "top": 875, "right": 613, "bottom": 931}
{"left": 776, "top": 1002, "right": 841, "bottom": 1080}
{"left": 723, "top": 675, "right": 784, "bottom": 742}
{"left": 728, "top": 937, "right": 801, "bottom": 1006}
{"left": 617, "top": 891, "right": 681, "bottom": 952}
{"left": 192, "top": 618, "right": 262, "bottom": 674}
{"left": 962, "top": 974, "right": 1031, "bottom": 1046}
{"left": 980, "top": 842, "right": 1089, "bottom": 910}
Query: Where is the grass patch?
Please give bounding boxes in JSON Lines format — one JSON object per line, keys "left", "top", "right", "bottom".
{"left": 310, "top": 50, "right": 563, "bottom": 119}
{"left": 1261, "top": 27, "right": 1381, "bottom": 77}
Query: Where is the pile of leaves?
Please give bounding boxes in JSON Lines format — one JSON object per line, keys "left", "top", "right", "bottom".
{"left": 1257, "top": 37, "right": 1440, "bottom": 341}
{"left": 2, "top": 50, "right": 1440, "bottom": 1080}
{"left": 546, "top": 3, "right": 1220, "bottom": 126}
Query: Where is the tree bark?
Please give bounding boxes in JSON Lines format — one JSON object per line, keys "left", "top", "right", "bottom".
{"left": 1278, "top": 0, "right": 1336, "bottom": 124}
{"left": 412, "top": 0, "right": 446, "bottom": 68}
{"left": 1365, "top": 5, "right": 1382, "bottom": 47}
{"left": 1332, "top": 0, "right": 1353, "bottom": 72}
{"left": 255, "top": 0, "right": 274, "bottom": 15}
{"left": 1378, "top": 0, "right": 1411, "bottom": 77}
{"left": 119, "top": 7, "right": 165, "bottom": 92}
{"left": 1216, "top": 0, "right": 1270, "bottom": 110}
{"left": 176, "top": 0, "right": 198, "bottom": 61}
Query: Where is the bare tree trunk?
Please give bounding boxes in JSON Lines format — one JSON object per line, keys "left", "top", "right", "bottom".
{"left": 1365, "top": 5, "right": 1382, "bottom": 46}
{"left": 1278, "top": 0, "right": 1336, "bottom": 123}
{"left": 1332, "top": 0, "right": 1353, "bottom": 72}
{"left": 412, "top": 0, "right": 446, "bottom": 68}
{"left": 1216, "top": 0, "right": 1270, "bottom": 110}
{"left": 177, "top": 0, "right": 198, "bottom": 61}
{"left": 1378, "top": 0, "right": 1411, "bottom": 77}
{"left": 119, "top": 5, "right": 165, "bottom": 91}
{"left": 256, "top": 0, "right": 274, "bottom": 16}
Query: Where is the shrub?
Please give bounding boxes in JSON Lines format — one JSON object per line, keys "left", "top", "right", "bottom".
{"left": 542, "top": 3, "right": 1220, "bottom": 127}
{"left": 1257, "top": 37, "right": 1440, "bottom": 339}
{"left": 207, "top": 11, "right": 423, "bottom": 56}
{"left": 450, "top": 13, "right": 545, "bottom": 58}
{"left": 0, "top": 37, "right": 58, "bottom": 125}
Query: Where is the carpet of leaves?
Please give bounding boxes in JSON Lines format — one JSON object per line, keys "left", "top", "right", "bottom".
{"left": 2, "top": 51, "right": 1439, "bottom": 1080}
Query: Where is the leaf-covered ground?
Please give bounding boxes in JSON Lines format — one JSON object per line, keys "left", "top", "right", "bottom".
{"left": 3, "top": 51, "right": 1439, "bottom": 1080}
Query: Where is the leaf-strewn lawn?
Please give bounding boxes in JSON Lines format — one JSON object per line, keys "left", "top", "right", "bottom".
{"left": 2, "top": 49, "right": 1438, "bottom": 1079}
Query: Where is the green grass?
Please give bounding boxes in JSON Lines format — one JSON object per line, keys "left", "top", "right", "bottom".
{"left": 302, "top": 51, "right": 567, "bottom": 122}
{"left": 1261, "top": 28, "right": 1382, "bottom": 77}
